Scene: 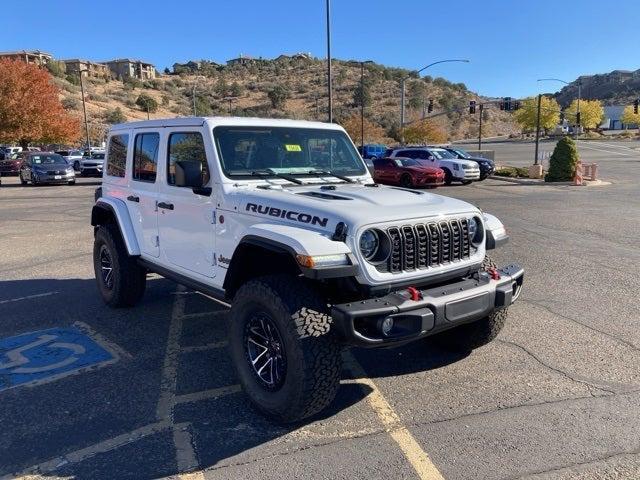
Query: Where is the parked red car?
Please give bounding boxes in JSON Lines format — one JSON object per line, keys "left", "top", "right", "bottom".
{"left": 372, "top": 157, "right": 445, "bottom": 188}
{"left": 0, "top": 153, "right": 23, "bottom": 175}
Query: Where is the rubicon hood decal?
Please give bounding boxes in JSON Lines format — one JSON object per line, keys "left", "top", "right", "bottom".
{"left": 246, "top": 203, "right": 329, "bottom": 227}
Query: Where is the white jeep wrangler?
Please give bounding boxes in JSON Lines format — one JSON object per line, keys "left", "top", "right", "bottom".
{"left": 91, "top": 117, "right": 523, "bottom": 423}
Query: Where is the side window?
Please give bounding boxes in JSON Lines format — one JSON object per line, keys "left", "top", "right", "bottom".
{"left": 106, "top": 134, "right": 129, "bottom": 178}
{"left": 132, "top": 132, "right": 159, "bottom": 183}
{"left": 372, "top": 159, "right": 385, "bottom": 168}
{"left": 167, "top": 132, "right": 209, "bottom": 186}
{"left": 416, "top": 150, "right": 430, "bottom": 160}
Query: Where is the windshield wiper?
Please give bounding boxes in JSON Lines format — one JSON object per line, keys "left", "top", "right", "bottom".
{"left": 307, "top": 170, "right": 355, "bottom": 183}
{"left": 250, "top": 169, "right": 304, "bottom": 185}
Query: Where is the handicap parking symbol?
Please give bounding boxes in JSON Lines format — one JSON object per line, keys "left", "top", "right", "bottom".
{"left": 0, "top": 326, "right": 115, "bottom": 392}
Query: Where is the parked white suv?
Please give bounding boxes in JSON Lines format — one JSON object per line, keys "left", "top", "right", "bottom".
{"left": 388, "top": 146, "right": 480, "bottom": 184}
{"left": 80, "top": 150, "right": 105, "bottom": 176}
{"left": 91, "top": 117, "right": 523, "bottom": 423}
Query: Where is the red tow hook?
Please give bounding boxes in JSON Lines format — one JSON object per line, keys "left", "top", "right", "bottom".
{"left": 406, "top": 286, "right": 422, "bottom": 301}
{"left": 487, "top": 267, "right": 501, "bottom": 280}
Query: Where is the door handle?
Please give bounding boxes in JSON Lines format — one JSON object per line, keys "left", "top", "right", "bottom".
{"left": 127, "top": 195, "right": 140, "bottom": 203}
{"left": 157, "top": 201, "right": 174, "bottom": 210}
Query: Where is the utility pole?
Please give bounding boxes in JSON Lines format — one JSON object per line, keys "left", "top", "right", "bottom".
{"left": 146, "top": 105, "right": 150, "bottom": 120}
{"left": 360, "top": 62, "right": 365, "bottom": 149}
{"left": 78, "top": 70, "right": 91, "bottom": 152}
{"left": 478, "top": 104, "right": 483, "bottom": 150}
{"left": 534, "top": 94, "right": 542, "bottom": 165}
{"left": 575, "top": 80, "right": 581, "bottom": 139}
{"left": 400, "top": 78, "right": 406, "bottom": 143}
{"left": 326, "top": 0, "right": 333, "bottom": 123}
{"left": 192, "top": 84, "right": 197, "bottom": 116}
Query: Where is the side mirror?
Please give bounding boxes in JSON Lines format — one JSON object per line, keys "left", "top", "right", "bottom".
{"left": 175, "top": 160, "right": 211, "bottom": 196}
{"left": 428, "top": 156, "right": 435, "bottom": 161}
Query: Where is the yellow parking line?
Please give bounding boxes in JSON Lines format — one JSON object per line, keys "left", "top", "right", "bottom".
{"left": 344, "top": 351, "right": 445, "bottom": 480}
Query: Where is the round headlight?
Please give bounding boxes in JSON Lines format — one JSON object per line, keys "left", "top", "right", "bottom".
{"left": 468, "top": 216, "right": 483, "bottom": 245}
{"left": 359, "top": 229, "right": 380, "bottom": 260}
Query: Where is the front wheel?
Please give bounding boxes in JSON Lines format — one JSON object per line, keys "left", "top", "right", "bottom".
{"left": 430, "top": 256, "right": 507, "bottom": 351}
{"left": 228, "top": 275, "right": 342, "bottom": 423}
{"left": 399, "top": 174, "right": 413, "bottom": 188}
{"left": 19, "top": 173, "right": 27, "bottom": 185}
{"left": 461, "top": 180, "right": 473, "bottom": 185}
{"left": 443, "top": 169, "right": 453, "bottom": 185}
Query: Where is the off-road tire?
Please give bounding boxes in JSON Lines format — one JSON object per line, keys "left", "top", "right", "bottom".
{"left": 68, "top": 180, "right": 76, "bottom": 185}
{"left": 431, "top": 255, "right": 507, "bottom": 351}
{"left": 228, "top": 274, "right": 341, "bottom": 423}
{"left": 461, "top": 180, "right": 473, "bottom": 185}
{"left": 19, "top": 173, "right": 27, "bottom": 185}
{"left": 400, "top": 174, "right": 413, "bottom": 188}
{"left": 93, "top": 224, "right": 146, "bottom": 308}
{"left": 443, "top": 168, "right": 453, "bottom": 185}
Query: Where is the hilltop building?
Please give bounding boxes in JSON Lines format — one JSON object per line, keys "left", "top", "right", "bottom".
{"left": 62, "top": 59, "right": 109, "bottom": 77}
{"left": 103, "top": 58, "right": 156, "bottom": 80}
{"left": 0, "top": 50, "right": 52, "bottom": 66}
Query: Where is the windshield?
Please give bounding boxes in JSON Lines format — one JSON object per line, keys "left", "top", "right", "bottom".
{"left": 431, "top": 149, "right": 456, "bottom": 159}
{"left": 214, "top": 126, "right": 366, "bottom": 178}
{"left": 91, "top": 153, "right": 105, "bottom": 159}
{"left": 394, "top": 158, "right": 419, "bottom": 167}
{"left": 31, "top": 154, "right": 67, "bottom": 165}
{"left": 453, "top": 148, "right": 470, "bottom": 159}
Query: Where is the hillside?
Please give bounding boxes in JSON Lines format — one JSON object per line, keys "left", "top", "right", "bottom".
{"left": 555, "top": 68, "right": 640, "bottom": 107}
{"left": 51, "top": 57, "right": 519, "bottom": 144}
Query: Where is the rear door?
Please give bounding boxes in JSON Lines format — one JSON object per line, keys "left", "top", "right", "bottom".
{"left": 157, "top": 130, "right": 216, "bottom": 278}
{"left": 127, "top": 130, "right": 160, "bottom": 257}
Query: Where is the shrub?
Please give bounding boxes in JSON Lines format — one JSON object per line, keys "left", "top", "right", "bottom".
{"left": 135, "top": 93, "right": 158, "bottom": 113}
{"left": 494, "top": 166, "right": 530, "bottom": 178}
{"left": 66, "top": 74, "right": 81, "bottom": 86}
{"left": 268, "top": 85, "right": 289, "bottom": 109}
{"left": 545, "top": 136, "right": 578, "bottom": 182}
{"left": 104, "top": 107, "right": 127, "bottom": 124}
{"left": 61, "top": 97, "right": 80, "bottom": 110}
{"left": 46, "top": 60, "right": 66, "bottom": 78}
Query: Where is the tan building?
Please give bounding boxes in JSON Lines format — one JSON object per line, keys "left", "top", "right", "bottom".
{"left": 103, "top": 58, "right": 156, "bottom": 80}
{"left": 62, "top": 59, "right": 109, "bottom": 77}
{"left": 0, "top": 49, "right": 52, "bottom": 66}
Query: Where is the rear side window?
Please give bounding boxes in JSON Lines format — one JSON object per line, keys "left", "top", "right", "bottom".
{"left": 167, "top": 132, "right": 209, "bottom": 186}
{"left": 106, "top": 134, "right": 129, "bottom": 177}
{"left": 132, "top": 132, "right": 159, "bottom": 183}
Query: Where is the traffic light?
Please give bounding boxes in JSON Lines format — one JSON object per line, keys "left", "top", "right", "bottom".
{"left": 469, "top": 101, "right": 476, "bottom": 114}
{"left": 576, "top": 111, "right": 581, "bottom": 125}
{"left": 427, "top": 98, "right": 434, "bottom": 113}
{"left": 504, "top": 97, "right": 512, "bottom": 111}
{"left": 634, "top": 99, "right": 639, "bottom": 114}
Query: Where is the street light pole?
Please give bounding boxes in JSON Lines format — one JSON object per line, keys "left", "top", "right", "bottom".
{"left": 359, "top": 60, "right": 373, "bottom": 150}
{"left": 78, "top": 70, "right": 91, "bottom": 152}
{"left": 326, "top": 0, "right": 333, "bottom": 123}
{"left": 192, "top": 84, "right": 197, "bottom": 116}
{"left": 537, "top": 77, "right": 580, "bottom": 138}
{"left": 478, "top": 104, "right": 483, "bottom": 150}
{"left": 400, "top": 59, "right": 469, "bottom": 144}
{"left": 534, "top": 94, "right": 542, "bottom": 165}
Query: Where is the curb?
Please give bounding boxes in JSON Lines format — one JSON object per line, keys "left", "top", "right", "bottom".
{"left": 489, "top": 176, "right": 611, "bottom": 187}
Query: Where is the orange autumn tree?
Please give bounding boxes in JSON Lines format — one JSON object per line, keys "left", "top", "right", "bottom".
{"left": 0, "top": 59, "right": 80, "bottom": 148}
{"left": 340, "top": 114, "right": 386, "bottom": 144}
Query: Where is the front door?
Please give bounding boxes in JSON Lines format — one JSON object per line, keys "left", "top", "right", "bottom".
{"left": 157, "top": 130, "right": 216, "bottom": 278}
{"left": 127, "top": 131, "right": 160, "bottom": 257}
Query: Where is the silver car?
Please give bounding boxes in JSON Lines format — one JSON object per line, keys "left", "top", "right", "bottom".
{"left": 80, "top": 151, "right": 106, "bottom": 176}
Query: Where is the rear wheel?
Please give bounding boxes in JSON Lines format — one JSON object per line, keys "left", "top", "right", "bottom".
{"left": 399, "top": 174, "right": 413, "bottom": 188}
{"left": 430, "top": 256, "right": 507, "bottom": 351}
{"left": 461, "top": 180, "right": 473, "bottom": 185}
{"left": 93, "top": 224, "right": 146, "bottom": 307}
{"left": 68, "top": 180, "right": 76, "bottom": 185}
{"left": 228, "top": 275, "right": 342, "bottom": 423}
{"left": 19, "top": 173, "right": 27, "bottom": 185}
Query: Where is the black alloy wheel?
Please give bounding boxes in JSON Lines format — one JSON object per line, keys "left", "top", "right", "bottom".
{"left": 244, "top": 312, "right": 287, "bottom": 390}
{"left": 99, "top": 244, "right": 114, "bottom": 290}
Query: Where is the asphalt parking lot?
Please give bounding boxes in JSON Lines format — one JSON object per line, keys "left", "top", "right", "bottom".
{"left": 1, "top": 139, "right": 639, "bottom": 480}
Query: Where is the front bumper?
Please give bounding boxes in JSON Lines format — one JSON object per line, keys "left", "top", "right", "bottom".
{"left": 331, "top": 263, "right": 524, "bottom": 347}
{"left": 80, "top": 164, "right": 103, "bottom": 175}
{"left": 34, "top": 172, "right": 75, "bottom": 183}
{"left": 417, "top": 176, "right": 445, "bottom": 186}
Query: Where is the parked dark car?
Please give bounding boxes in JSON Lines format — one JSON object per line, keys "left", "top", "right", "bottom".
{"left": 0, "top": 153, "right": 23, "bottom": 175}
{"left": 444, "top": 147, "right": 495, "bottom": 180}
{"left": 19, "top": 152, "right": 76, "bottom": 185}
{"left": 373, "top": 157, "right": 444, "bottom": 188}
{"left": 357, "top": 144, "right": 387, "bottom": 159}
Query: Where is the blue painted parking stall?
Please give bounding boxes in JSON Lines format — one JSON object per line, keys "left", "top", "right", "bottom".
{"left": 0, "top": 325, "right": 115, "bottom": 392}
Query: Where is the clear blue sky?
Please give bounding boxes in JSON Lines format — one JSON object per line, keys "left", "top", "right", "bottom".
{"left": 4, "top": 0, "right": 638, "bottom": 98}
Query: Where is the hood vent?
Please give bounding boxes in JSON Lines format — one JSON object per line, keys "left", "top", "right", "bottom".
{"left": 389, "top": 187, "right": 424, "bottom": 195}
{"left": 297, "top": 191, "right": 353, "bottom": 201}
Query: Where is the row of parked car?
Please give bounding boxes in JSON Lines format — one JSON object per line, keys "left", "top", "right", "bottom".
{"left": 0, "top": 147, "right": 105, "bottom": 186}
{"left": 359, "top": 144, "right": 495, "bottom": 188}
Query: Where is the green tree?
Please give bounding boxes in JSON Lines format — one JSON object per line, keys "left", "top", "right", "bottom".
{"left": 268, "top": 85, "right": 289, "bottom": 109}
{"left": 514, "top": 96, "right": 560, "bottom": 132}
{"left": 545, "top": 136, "right": 579, "bottom": 182}
{"left": 46, "top": 60, "right": 66, "bottom": 78}
{"left": 215, "top": 77, "right": 229, "bottom": 97}
{"left": 104, "top": 107, "right": 126, "bottom": 124}
{"left": 135, "top": 94, "right": 158, "bottom": 113}
{"left": 230, "top": 81, "right": 243, "bottom": 97}
{"left": 352, "top": 81, "right": 372, "bottom": 108}
{"left": 565, "top": 99, "right": 603, "bottom": 131}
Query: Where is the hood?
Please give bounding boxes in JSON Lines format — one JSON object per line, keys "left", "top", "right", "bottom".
{"left": 226, "top": 182, "right": 479, "bottom": 233}
{"left": 467, "top": 156, "right": 494, "bottom": 164}
{"left": 406, "top": 166, "right": 443, "bottom": 175}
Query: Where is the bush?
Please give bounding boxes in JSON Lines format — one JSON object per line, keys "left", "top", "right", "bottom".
{"left": 268, "top": 85, "right": 289, "bottom": 109}
{"left": 136, "top": 94, "right": 159, "bottom": 113}
{"left": 494, "top": 166, "right": 530, "bottom": 178}
{"left": 66, "top": 74, "right": 81, "bottom": 86}
{"left": 46, "top": 60, "right": 66, "bottom": 78}
{"left": 545, "top": 136, "right": 578, "bottom": 182}
{"left": 61, "top": 97, "right": 80, "bottom": 110}
{"left": 104, "top": 107, "right": 127, "bottom": 124}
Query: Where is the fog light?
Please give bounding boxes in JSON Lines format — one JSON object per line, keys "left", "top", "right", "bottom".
{"left": 381, "top": 317, "right": 394, "bottom": 336}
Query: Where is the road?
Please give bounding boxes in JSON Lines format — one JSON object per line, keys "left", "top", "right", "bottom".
{"left": 0, "top": 140, "right": 639, "bottom": 480}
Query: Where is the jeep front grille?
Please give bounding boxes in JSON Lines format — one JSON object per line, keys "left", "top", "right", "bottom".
{"left": 379, "top": 219, "right": 470, "bottom": 273}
